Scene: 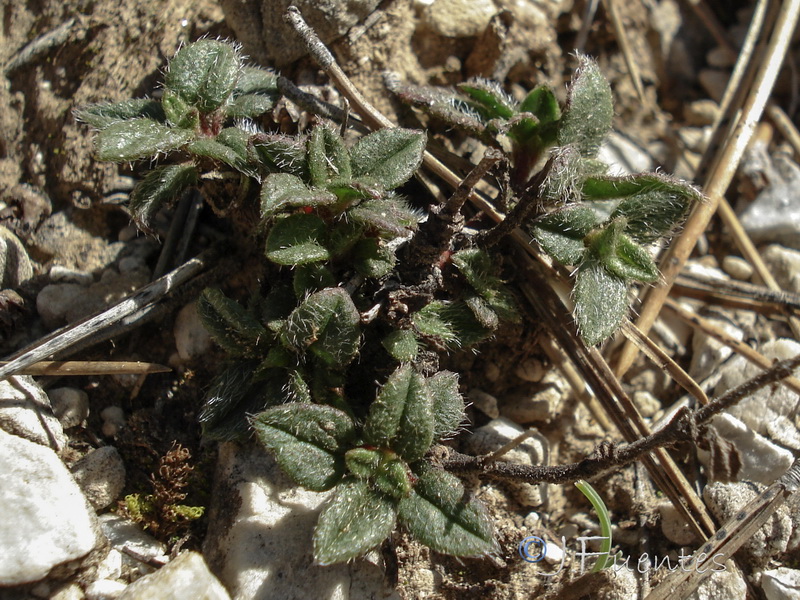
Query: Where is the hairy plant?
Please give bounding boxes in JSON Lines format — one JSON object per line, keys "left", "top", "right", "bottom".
{"left": 390, "top": 55, "right": 702, "bottom": 344}
{"left": 80, "top": 38, "right": 698, "bottom": 566}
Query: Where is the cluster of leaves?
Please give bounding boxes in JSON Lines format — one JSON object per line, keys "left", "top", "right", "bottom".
{"left": 80, "top": 38, "right": 698, "bottom": 566}
{"left": 76, "top": 39, "right": 279, "bottom": 228}
{"left": 391, "top": 56, "right": 702, "bottom": 345}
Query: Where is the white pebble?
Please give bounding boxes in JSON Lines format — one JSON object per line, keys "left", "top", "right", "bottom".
{"left": 722, "top": 255, "right": 753, "bottom": 281}
{"left": 48, "top": 387, "right": 89, "bottom": 429}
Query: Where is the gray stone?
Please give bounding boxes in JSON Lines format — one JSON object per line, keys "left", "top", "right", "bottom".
{"left": 220, "top": 0, "right": 383, "bottom": 68}
{"left": 86, "top": 579, "right": 128, "bottom": 600}
{"left": 464, "top": 418, "right": 547, "bottom": 507}
{"left": 0, "top": 428, "right": 99, "bottom": 585}
{"left": 49, "top": 265, "right": 94, "bottom": 285}
{"left": 99, "top": 514, "right": 168, "bottom": 566}
{"left": 71, "top": 446, "right": 126, "bottom": 510}
{"left": 739, "top": 158, "right": 800, "bottom": 249}
{"left": 173, "top": 302, "right": 213, "bottom": 362}
{"left": 514, "top": 358, "right": 544, "bottom": 383}
{"left": 419, "top": 0, "right": 496, "bottom": 37}
{"left": 688, "top": 313, "right": 743, "bottom": 382}
{"left": 0, "top": 376, "right": 66, "bottom": 450}
{"left": 467, "top": 388, "right": 499, "bottom": 418}
{"left": 49, "top": 386, "right": 90, "bottom": 429}
{"left": 0, "top": 225, "right": 33, "bottom": 288}
{"left": 762, "top": 244, "right": 800, "bottom": 294}
{"left": 704, "top": 481, "right": 794, "bottom": 567}
{"left": 684, "top": 99, "right": 720, "bottom": 127}
{"left": 37, "top": 282, "right": 89, "bottom": 329}
{"left": 691, "top": 567, "right": 747, "bottom": 600}
{"left": 715, "top": 339, "right": 800, "bottom": 437}
{"left": 762, "top": 567, "right": 800, "bottom": 600}
{"left": 118, "top": 552, "right": 230, "bottom": 600}
{"left": 101, "top": 406, "right": 126, "bottom": 438}
{"left": 701, "top": 413, "right": 794, "bottom": 484}
{"left": 203, "top": 442, "right": 397, "bottom": 600}
{"left": 721, "top": 255, "right": 753, "bottom": 281}
{"left": 658, "top": 499, "right": 698, "bottom": 545}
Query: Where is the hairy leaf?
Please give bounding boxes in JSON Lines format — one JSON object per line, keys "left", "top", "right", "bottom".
{"left": 573, "top": 260, "right": 629, "bottom": 345}
{"left": 197, "top": 288, "right": 268, "bottom": 356}
{"left": 427, "top": 371, "right": 464, "bottom": 440}
{"left": 187, "top": 127, "right": 253, "bottom": 175}
{"left": 249, "top": 133, "right": 308, "bottom": 177}
{"left": 348, "top": 196, "right": 420, "bottom": 237}
{"left": 165, "top": 39, "right": 241, "bottom": 113}
{"left": 260, "top": 173, "right": 337, "bottom": 218}
{"left": 381, "top": 329, "right": 419, "bottom": 362}
{"left": 458, "top": 79, "right": 516, "bottom": 120}
{"left": 351, "top": 128, "right": 426, "bottom": 190}
{"left": 398, "top": 463, "right": 497, "bottom": 556}
{"left": 252, "top": 403, "right": 356, "bottom": 491}
{"left": 530, "top": 204, "right": 598, "bottom": 265}
{"left": 265, "top": 213, "right": 330, "bottom": 266}
{"left": 363, "top": 364, "right": 435, "bottom": 462}
{"left": 293, "top": 263, "right": 336, "bottom": 298}
{"left": 352, "top": 238, "right": 396, "bottom": 278}
{"left": 387, "top": 80, "right": 488, "bottom": 138}
{"left": 281, "top": 287, "right": 361, "bottom": 367}
{"left": 345, "top": 448, "right": 412, "bottom": 499}
{"left": 313, "top": 479, "right": 397, "bottom": 565}
{"left": 228, "top": 67, "right": 279, "bottom": 118}
{"left": 95, "top": 118, "right": 194, "bottom": 161}
{"left": 557, "top": 55, "right": 613, "bottom": 157}
{"left": 308, "top": 124, "right": 351, "bottom": 187}
{"left": 75, "top": 99, "right": 165, "bottom": 129}
{"left": 129, "top": 163, "right": 198, "bottom": 228}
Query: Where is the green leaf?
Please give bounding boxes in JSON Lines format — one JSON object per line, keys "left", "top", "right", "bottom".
{"left": 451, "top": 249, "right": 520, "bottom": 323}
{"left": 398, "top": 463, "right": 497, "bottom": 557}
{"left": 308, "top": 124, "right": 352, "bottom": 187}
{"left": 530, "top": 204, "right": 599, "bottom": 265}
{"left": 538, "top": 145, "right": 585, "bottom": 204}
{"left": 458, "top": 79, "right": 516, "bottom": 120}
{"left": 313, "top": 479, "right": 397, "bottom": 565}
{"left": 293, "top": 263, "right": 336, "bottom": 298}
{"left": 95, "top": 118, "right": 194, "bottom": 161}
{"left": 128, "top": 163, "right": 198, "bottom": 228}
{"left": 281, "top": 287, "right": 361, "bottom": 367}
{"left": 252, "top": 404, "right": 356, "bottom": 491}
{"left": 260, "top": 173, "right": 338, "bottom": 218}
{"left": 345, "top": 448, "right": 412, "bottom": 499}
{"left": 161, "top": 90, "right": 199, "bottom": 129}
{"left": 519, "top": 84, "right": 561, "bottom": 125}
{"left": 350, "top": 128, "right": 426, "bottom": 189}
{"left": 249, "top": 133, "right": 308, "bottom": 177}
{"left": 187, "top": 127, "right": 253, "bottom": 175}
{"left": 75, "top": 99, "right": 165, "bottom": 129}
{"left": 197, "top": 288, "right": 268, "bottom": 356}
{"left": 382, "top": 329, "right": 419, "bottom": 362}
{"left": 265, "top": 213, "right": 330, "bottom": 266}
{"left": 427, "top": 371, "right": 464, "bottom": 440}
{"left": 348, "top": 196, "right": 420, "bottom": 237}
{"left": 411, "top": 301, "right": 459, "bottom": 347}
{"left": 200, "top": 362, "right": 286, "bottom": 441}
{"left": 573, "top": 260, "right": 629, "bottom": 345}
{"left": 352, "top": 238, "right": 396, "bottom": 278}
{"left": 557, "top": 55, "right": 613, "bottom": 157}
{"left": 586, "top": 218, "right": 659, "bottom": 281}
{"left": 608, "top": 185, "right": 700, "bottom": 243}
{"left": 228, "top": 67, "right": 278, "bottom": 119}
{"left": 287, "top": 369, "right": 313, "bottom": 403}
{"left": 363, "top": 364, "right": 434, "bottom": 462}
{"left": 165, "top": 40, "right": 241, "bottom": 113}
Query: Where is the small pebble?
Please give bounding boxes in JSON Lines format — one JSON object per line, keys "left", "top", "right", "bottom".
{"left": 706, "top": 45, "right": 736, "bottom": 68}
{"left": 722, "top": 255, "right": 753, "bottom": 281}
{"left": 483, "top": 361, "right": 500, "bottom": 382}
{"left": 173, "top": 302, "right": 213, "bottom": 362}
{"left": 632, "top": 390, "right": 660, "bottom": 418}
{"left": 71, "top": 446, "right": 126, "bottom": 510}
{"left": 514, "top": 358, "right": 544, "bottom": 383}
{"left": 101, "top": 406, "right": 126, "bottom": 438}
{"left": 467, "top": 388, "right": 499, "bottom": 418}
{"left": 85, "top": 579, "right": 128, "bottom": 600}
{"left": 684, "top": 99, "right": 720, "bottom": 126}
{"left": 49, "top": 265, "right": 94, "bottom": 285}
{"left": 48, "top": 387, "right": 90, "bottom": 429}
